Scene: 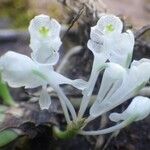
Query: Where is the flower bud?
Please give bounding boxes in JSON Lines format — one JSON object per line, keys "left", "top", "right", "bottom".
{"left": 109, "top": 96, "right": 150, "bottom": 122}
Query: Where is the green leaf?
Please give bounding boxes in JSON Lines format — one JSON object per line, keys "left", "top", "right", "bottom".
{"left": 0, "top": 129, "right": 22, "bottom": 147}
{"left": 0, "top": 78, "right": 17, "bottom": 107}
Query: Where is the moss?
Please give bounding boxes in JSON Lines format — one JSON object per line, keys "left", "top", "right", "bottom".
{"left": 0, "top": 0, "right": 35, "bottom": 29}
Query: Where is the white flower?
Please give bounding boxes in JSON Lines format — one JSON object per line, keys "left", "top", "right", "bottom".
{"left": 0, "top": 51, "right": 87, "bottom": 109}
{"left": 87, "top": 14, "right": 123, "bottom": 54}
{"left": 29, "top": 14, "right": 62, "bottom": 65}
{"left": 96, "top": 14, "right": 123, "bottom": 35}
{"left": 109, "top": 96, "right": 150, "bottom": 122}
{"left": 29, "top": 14, "right": 61, "bottom": 41}
{"left": 78, "top": 15, "right": 129, "bottom": 117}
{"left": 0, "top": 15, "right": 87, "bottom": 112}
{"left": 0, "top": 51, "right": 47, "bottom": 89}
{"left": 87, "top": 14, "right": 134, "bottom": 68}
{"left": 90, "top": 63, "right": 126, "bottom": 116}
{"left": 89, "top": 59, "right": 150, "bottom": 118}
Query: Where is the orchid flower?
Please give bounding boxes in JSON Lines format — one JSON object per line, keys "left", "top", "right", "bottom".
{"left": 89, "top": 58, "right": 150, "bottom": 120}
{"left": 29, "top": 14, "right": 62, "bottom": 65}
{"left": 0, "top": 15, "right": 87, "bottom": 124}
{"left": 78, "top": 14, "right": 134, "bottom": 118}
{"left": 78, "top": 14, "right": 150, "bottom": 137}
{"left": 87, "top": 14, "right": 135, "bottom": 68}
{"left": 0, "top": 14, "right": 150, "bottom": 139}
{"left": 80, "top": 15, "right": 150, "bottom": 135}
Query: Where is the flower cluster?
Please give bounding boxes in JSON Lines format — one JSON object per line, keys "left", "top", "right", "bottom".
{"left": 0, "top": 14, "right": 150, "bottom": 136}
{"left": 0, "top": 15, "right": 86, "bottom": 124}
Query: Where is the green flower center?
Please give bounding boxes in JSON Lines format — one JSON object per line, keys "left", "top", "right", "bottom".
{"left": 39, "top": 26, "right": 50, "bottom": 37}
{"left": 105, "top": 24, "right": 115, "bottom": 32}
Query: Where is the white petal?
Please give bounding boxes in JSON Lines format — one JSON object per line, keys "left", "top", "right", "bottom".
{"left": 130, "top": 59, "right": 150, "bottom": 85}
{"left": 93, "top": 54, "right": 109, "bottom": 70}
{"left": 29, "top": 15, "right": 62, "bottom": 65}
{"left": 48, "top": 71, "right": 87, "bottom": 90}
{"left": 87, "top": 39, "right": 103, "bottom": 54}
{"left": 88, "top": 28, "right": 117, "bottom": 55}
{"left": 0, "top": 51, "right": 48, "bottom": 88}
{"left": 90, "top": 26, "right": 104, "bottom": 42}
{"left": 30, "top": 37, "right": 61, "bottom": 65}
{"left": 109, "top": 30, "right": 135, "bottom": 67}
{"left": 29, "top": 38, "right": 40, "bottom": 52}
{"left": 109, "top": 112, "right": 122, "bottom": 122}
{"left": 30, "top": 37, "right": 62, "bottom": 52}
{"left": 97, "top": 14, "right": 123, "bottom": 35}
{"left": 31, "top": 50, "right": 59, "bottom": 66}
{"left": 90, "top": 63, "right": 126, "bottom": 116}
{"left": 103, "top": 80, "right": 122, "bottom": 100}
{"left": 109, "top": 96, "right": 150, "bottom": 122}
{"left": 39, "top": 88, "right": 51, "bottom": 110}
{"left": 88, "top": 25, "right": 104, "bottom": 54}
{"left": 71, "top": 79, "right": 87, "bottom": 90}
{"left": 131, "top": 58, "right": 150, "bottom": 67}
{"left": 105, "top": 63, "right": 126, "bottom": 80}
{"left": 29, "top": 14, "right": 61, "bottom": 40}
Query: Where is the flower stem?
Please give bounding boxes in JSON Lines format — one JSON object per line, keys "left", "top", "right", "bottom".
{"left": 78, "top": 60, "right": 100, "bottom": 118}
{"left": 53, "top": 118, "right": 85, "bottom": 139}
{"left": 53, "top": 85, "right": 71, "bottom": 124}
{"left": 80, "top": 116, "right": 137, "bottom": 135}
{"left": 54, "top": 85, "right": 77, "bottom": 121}
{"left": 78, "top": 71, "right": 98, "bottom": 118}
{"left": 78, "top": 58, "right": 107, "bottom": 119}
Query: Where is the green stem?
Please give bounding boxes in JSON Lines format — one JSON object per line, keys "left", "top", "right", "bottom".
{"left": 53, "top": 126, "right": 77, "bottom": 140}
{"left": 53, "top": 118, "right": 85, "bottom": 140}
{"left": 0, "top": 81, "right": 17, "bottom": 106}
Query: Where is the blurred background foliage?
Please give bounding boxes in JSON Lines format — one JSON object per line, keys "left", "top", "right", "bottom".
{"left": 0, "top": 0, "right": 149, "bottom": 29}
{"left": 0, "top": 0, "right": 35, "bottom": 28}
{"left": 0, "top": 0, "right": 66, "bottom": 29}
